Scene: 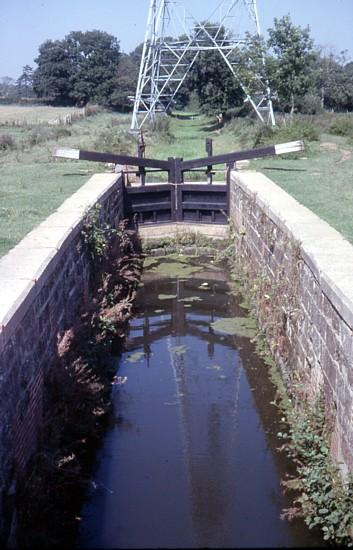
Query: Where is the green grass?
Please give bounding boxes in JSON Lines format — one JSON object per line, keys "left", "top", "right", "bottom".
{"left": 0, "top": 107, "right": 353, "bottom": 257}
{"left": 0, "top": 111, "right": 133, "bottom": 256}
{"left": 252, "top": 137, "right": 353, "bottom": 243}
{"left": 149, "top": 112, "right": 353, "bottom": 244}
{"left": 150, "top": 112, "right": 353, "bottom": 243}
{"left": 0, "top": 162, "right": 96, "bottom": 254}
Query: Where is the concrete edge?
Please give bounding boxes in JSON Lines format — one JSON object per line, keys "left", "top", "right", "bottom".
{"left": 139, "top": 222, "right": 230, "bottom": 240}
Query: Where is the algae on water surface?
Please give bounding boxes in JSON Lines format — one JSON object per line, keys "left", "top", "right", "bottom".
{"left": 178, "top": 296, "right": 203, "bottom": 303}
{"left": 158, "top": 294, "right": 177, "bottom": 300}
{"left": 210, "top": 317, "right": 257, "bottom": 338}
{"left": 143, "top": 254, "right": 208, "bottom": 279}
{"left": 126, "top": 351, "right": 145, "bottom": 363}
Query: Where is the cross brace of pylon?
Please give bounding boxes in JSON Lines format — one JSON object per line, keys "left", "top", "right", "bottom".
{"left": 130, "top": 0, "right": 275, "bottom": 130}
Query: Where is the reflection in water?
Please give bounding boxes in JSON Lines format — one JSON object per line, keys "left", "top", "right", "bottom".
{"left": 78, "top": 259, "right": 322, "bottom": 549}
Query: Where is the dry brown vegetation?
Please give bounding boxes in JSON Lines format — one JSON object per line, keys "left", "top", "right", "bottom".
{"left": 15, "top": 220, "right": 143, "bottom": 548}
{"left": 0, "top": 105, "right": 85, "bottom": 125}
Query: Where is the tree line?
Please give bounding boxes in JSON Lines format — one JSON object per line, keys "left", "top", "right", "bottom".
{"left": 1, "top": 15, "right": 353, "bottom": 116}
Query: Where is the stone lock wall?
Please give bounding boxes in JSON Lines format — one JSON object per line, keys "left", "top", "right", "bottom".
{"left": 2, "top": 165, "right": 353, "bottom": 540}
{"left": 0, "top": 172, "right": 123, "bottom": 543}
{"left": 229, "top": 170, "right": 353, "bottom": 475}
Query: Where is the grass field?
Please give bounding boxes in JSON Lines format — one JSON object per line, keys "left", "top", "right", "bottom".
{"left": 0, "top": 105, "right": 352, "bottom": 257}
{"left": 253, "top": 136, "right": 353, "bottom": 244}
{"left": 0, "top": 105, "right": 85, "bottom": 125}
{"left": 0, "top": 108, "right": 133, "bottom": 257}
{"left": 149, "top": 113, "right": 353, "bottom": 244}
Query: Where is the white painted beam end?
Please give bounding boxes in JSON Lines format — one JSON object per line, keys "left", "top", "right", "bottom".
{"left": 53, "top": 148, "right": 80, "bottom": 160}
{"left": 274, "top": 141, "right": 305, "bottom": 155}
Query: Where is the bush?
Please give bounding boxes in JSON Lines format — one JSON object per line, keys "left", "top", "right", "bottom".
{"left": 329, "top": 115, "right": 353, "bottom": 137}
{"left": 297, "top": 94, "right": 323, "bottom": 115}
{"left": 0, "top": 133, "right": 16, "bottom": 151}
{"left": 26, "top": 126, "right": 53, "bottom": 146}
{"left": 83, "top": 103, "right": 102, "bottom": 117}
{"left": 52, "top": 127, "right": 72, "bottom": 140}
{"left": 147, "top": 115, "right": 174, "bottom": 143}
{"left": 94, "top": 127, "right": 136, "bottom": 154}
{"left": 253, "top": 118, "right": 320, "bottom": 147}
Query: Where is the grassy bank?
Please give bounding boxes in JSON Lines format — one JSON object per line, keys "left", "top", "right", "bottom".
{"left": 146, "top": 112, "right": 353, "bottom": 245}
{"left": 0, "top": 109, "right": 133, "bottom": 256}
{"left": 0, "top": 106, "right": 353, "bottom": 257}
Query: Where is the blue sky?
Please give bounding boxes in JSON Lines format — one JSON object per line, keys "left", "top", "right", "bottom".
{"left": 1, "top": 0, "right": 353, "bottom": 79}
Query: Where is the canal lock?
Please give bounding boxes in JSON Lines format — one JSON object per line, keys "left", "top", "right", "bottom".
{"left": 76, "top": 249, "right": 323, "bottom": 548}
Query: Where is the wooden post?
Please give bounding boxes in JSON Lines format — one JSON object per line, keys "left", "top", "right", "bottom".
{"left": 168, "top": 157, "right": 183, "bottom": 221}
{"left": 138, "top": 130, "right": 146, "bottom": 186}
{"left": 206, "top": 138, "right": 213, "bottom": 184}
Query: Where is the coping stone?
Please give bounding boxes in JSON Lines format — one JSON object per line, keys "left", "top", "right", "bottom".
{"left": 0, "top": 278, "right": 36, "bottom": 351}
{"left": 0, "top": 247, "right": 58, "bottom": 282}
{"left": 14, "top": 225, "right": 75, "bottom": 252}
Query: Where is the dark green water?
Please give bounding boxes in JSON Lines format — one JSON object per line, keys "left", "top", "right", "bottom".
{"left": 77, "top": 255, "right": 323, "bottom": 548}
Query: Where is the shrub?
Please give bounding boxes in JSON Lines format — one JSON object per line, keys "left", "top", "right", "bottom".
{"left": 253, "top": 118, "right": 319, "bottom": 147}
{"left": 0, "top": 133, "right": 16, "bottom": 151}
{"left": 26, "top": 126, "right": 53, "bottom": 146}
{"left": 94, "top": 127, "right": 136, "bottom": 154}
{"left": 297, "top": 94, "right": 324, "bottom": 115}
{"left": 329, "top": 115, "right": 353, "bottom": 137}
{"left": 52, "top": 127, "right": 72, "bottom": 140}
{"left": 279, "top": 403, "right": 353, "bottom": 547}
{"left": 147, "top": 115, "right": 175, "bottom": 143}
{"left": 83, "top": 103, "right": 102, "bottom": 117}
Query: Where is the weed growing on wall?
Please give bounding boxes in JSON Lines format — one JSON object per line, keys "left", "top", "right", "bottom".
{"left": 15, "top": 211, "right": 143, "bottom": 548}
{"left": 81, "top": 204, "right": 111, "bottom": 267}
{"left": 279, "top": 403, "right": 353, "bottom": 546}
{"left": 218, "top": 223, "right": 353, "bottom": 546}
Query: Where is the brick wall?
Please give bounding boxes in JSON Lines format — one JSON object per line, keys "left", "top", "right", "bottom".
{"left": 0, "top": 172, "right": 123, "bottom": 543}
{"left": 230, "top": 170, "right": 353, "bottom": 476}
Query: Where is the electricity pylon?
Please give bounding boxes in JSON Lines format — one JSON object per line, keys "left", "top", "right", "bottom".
{"left": 130, "top": 0, "right": 275, "bottom": 131}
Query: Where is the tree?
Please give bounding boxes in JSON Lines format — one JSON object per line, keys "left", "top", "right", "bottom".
{"left": 267, "top": 15, "right": 316, "bottom": 115}
{"left": 0, "top": 77, "right": 17, "bottom": 98}
{"left": 33, "top": 30, "right": 120, "bottom": 106}
{"left": 109, "top": 45, "right": 141, "bottom": 111}
{"left": 185, "top": 23, "right": 244, "bottom": 115}
{"left": 33, "top": 39, "right": 75, "bottom": 105}
{"left": 310, "top": 50, "right": 353, "bottom": 111}
{"left": 17, "top": 65, "right": 34, "bottom": 99}
{"left": 344, "top": 62, "right": 353, "bottom": 110}
{"left": 66, "top": 30, "right": 120, "bottom": 106}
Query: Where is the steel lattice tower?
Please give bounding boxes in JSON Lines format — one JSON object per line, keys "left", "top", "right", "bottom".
{"left": 131, "top": 0, "right": 275, "bottom": 130}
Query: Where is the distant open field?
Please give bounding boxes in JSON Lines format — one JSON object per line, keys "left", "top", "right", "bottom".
{"left": 0, "top": 106, "right": 352, "bottom": 257}
{"left": 0, "top": 105, "right": 86, "bottom": 126}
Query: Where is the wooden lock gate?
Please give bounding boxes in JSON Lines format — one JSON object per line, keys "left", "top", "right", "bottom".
{"left": 54, "top": 139, "right": 304, "bottom": 226}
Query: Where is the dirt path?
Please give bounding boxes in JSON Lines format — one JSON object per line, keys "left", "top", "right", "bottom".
{"left": 319, "top": 141, "right": 352, "bottom": 163}
{"left": 337, "top": 149, "right": 352, "bottom": 163}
